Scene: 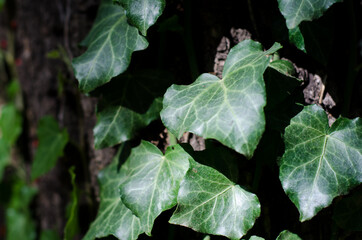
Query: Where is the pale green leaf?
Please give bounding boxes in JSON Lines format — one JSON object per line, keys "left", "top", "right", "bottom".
{"left": 83, "top": 144, "right": 144, "bottom": 240}
{"left": 333, "top": 189, "right": 362, "bottom": 231}
{"left": 72, "top": 0, "right": 148, "bottom": 92}
{"left": 115, "top": 0, "right": 165, "bottom": 36}
{"left": 64, "top": 167, "right": 79, "bottom": 240}
{"left": 31, "top": 116, "right": 69, "bottom": 180}
{"left": 277, "top": 0, "right": 343, "bottom": 29}
{"left": 279, "top": 105, "right": 362, "bottom": 221}
{"left": 249, "top": 236, "right": 265, "bottom": 240}
{"left": 169, "top": 159, "right": 261, "bottom": 240}
{"left": 276, "top": 230, "right": 302, "bottom": 240}
{"left": 0, "top": 104, "right": 22, "bottom": 145}
{"left": 161, "top": 40, "right": 282, "bottom": 158}
{"left": 120, "top": 141, "right": 190, "bottom": 235}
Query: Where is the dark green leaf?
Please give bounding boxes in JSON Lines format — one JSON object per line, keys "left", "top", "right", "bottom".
{"left": 116, "top": 0, "right": 165, "bottom": 36}
{"left": 276, "top": 230, "right": 302, "bottom": 240}
{"left": 31, "top": 116, "right": 69, "bottom": 180}
{"left": 288, "top": 27, "right": 306, "bottom": 52}
{"left": 0, "top": 104, "right": 22, "bottom": 145}
{"left": 181, "top": 141, "right": 240, "bottom": 182}
{"left": 161, "top": 40, "right": 282, "bottom": 158}
{"left": 64, "top": 167, "right": 79, "bottom": 240}
{"left": 279, "top": 105, "right": 362, "bottom": 221}
{"left": 333, "top": 189, "right": 362, "bottom": 231}
{"left": 277, "top": 0, "right": 343, "bottom": 29}
{"left": 83, "top": 145, "right": 144, "bottom": 240}
{"left": 94, "top": 98, "right": 162, "bottom": 149}
{"left": 120, "top": 141, "right": 190, "bottom": 235}
{"left": 169, "top": 159, "right": 260, "bottom": 240}
{"left": 72, "top": 0, "right": 148, "bottom": 92}
{"left": 93, "top": 70, "right": 173, "bottom": 149}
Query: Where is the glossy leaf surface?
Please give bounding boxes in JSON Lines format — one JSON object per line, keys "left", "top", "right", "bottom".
{"left": 72, "top": 0, "right": 148, "bottom": 92}
{"left": 83, "top": 146, "right": 144, "bottom": 240}
{"left": 169, "top": 159, "right": 260, "bottom": 240}
{"left": 276, "top": 230, "right": 302, "bottom": 240}
{"left": 93, "top": 70, "right": 172, "bottom": 149}
{"left": 31, "top": 116, "right": 69, "bottom": 180}
{"left": 116, "top": 0, "right": 165, "bottom": 36}
{"left": 279, "top": 105, "right": 362, "bottom": 221}
{"left": 277, "top": 0, "right": 342, "bottom": 29}
{"left": 288, "top": 27, "right": 306, "bottom": 52}
{"left": 120, "top": 141, "right": 190, "bottom": 235}
{"left": 161, "top": 40, "right": 282, "bottom": 158}
{"left": 94, "top": 98, "right": 162, "bottom": 149}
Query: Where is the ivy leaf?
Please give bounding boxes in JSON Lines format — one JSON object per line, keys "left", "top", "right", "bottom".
{"left": 0, "top": 104, "right": 22, "bottom": 145}
{"left": 288, "top": 27, "right": 306, "bottom": 52}
{"left": 31, "top": 116, "right": 69, "bottom": 180}
{"left": 277, "top": 0, "right": 342, "bottom": 29}
{"left": 94, "top": 98, "right": 162, "bottom": 149}
{"left": 120, "top": 141, "right": 190, "bottom": 235}
{"left": 93, "top": 70, "right": 173, "bottom": 149}
{"left": 333, "top": 189, "right": 362, "bottom": 231}
{"left": 83, "top": 144, "right": 144, "bottom": 240}
{"left": 72, "top": 0, "right": 148, "bottom": 92}
{"left": 279, "top": 105, "right": 362, "bottom": 221}
{"left": 115, "top": 0, "right": 166, "bottom": 36}
{"left": 276, "top": 230, "right": 302, "bottom": 240}
{"left": 169, "top": 159, "right": 260, "bottom": 240}
{"left": 161, "top": 40, "right": 282, "bottom": 158}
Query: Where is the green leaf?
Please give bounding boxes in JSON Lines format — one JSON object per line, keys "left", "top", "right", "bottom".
{"left": 277, "top": 0, "right": 343, "bottom": 29}
{"left": 182, "top": 141, "right": 239, "bottom": 182}
{"left": 333, "top": 189, "right": 362, "bottom": 231}
{"left": 64, "top": 167, "right": 79, "bottom": 240}
{"left": 288, "top": 27, "right": 306, "bottom": 52}
{"left": 0, "top": 104, "right": 22, "bottom": 145}
{"left": 94, "top": 98, "right": 162, "bottom": 149}
{"left": 169, "top": 159, "right": 261, "bottom": 240}
{"left": 6, "top": 181, "right": 37, "bottom": 240}
{"left": 83, "top": 144, "right": 144, "bottom": 240}
{"left": 31, "top": 116, "right": 69, "bottom": 180}
{"left": 93, "top": 70, "right": 173, "bottom": 149}
{"left": 276, "top": 230, "right": 302, "bottom": 240}
{"left": 116, "top": 0, "right": 165, "bottom": 36}
{"left": 72, "top": 0, "right": 148, "bottom": 92}
{"left": 248, "top": 236, "right": 265, "bottom": 240}
{"left": 161, "top": 40, "right": 282, "bottom": 158}
{"left": 0, "top": 139, "right": 10, "bottom": 180}
{"left": 120, "top": 141, "right": 190, "bottom": 235}
{"left": 279, "top": 105, "right": 362, "bottom": 221}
